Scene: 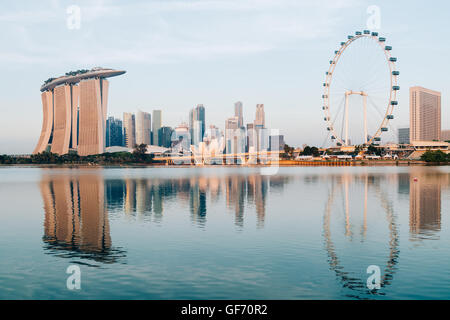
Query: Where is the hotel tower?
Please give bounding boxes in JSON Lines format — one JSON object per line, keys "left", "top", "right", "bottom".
{"left": 410, "top": 86, "right": 441, "bottom": 142}
{"left": 33, "top": 68, "right": 126, "bottom": 156}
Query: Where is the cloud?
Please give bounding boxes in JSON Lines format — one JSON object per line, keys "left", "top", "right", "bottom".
{"left": 0, "top": 0, "right": 363, "bottom": 66}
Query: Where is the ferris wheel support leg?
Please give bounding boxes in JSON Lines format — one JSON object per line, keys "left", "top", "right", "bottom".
{"left": 345, "top": 93, "right": 349, "bottom": 146}
{"left": 363, "top": 95, "right": 368, "bottom": 144}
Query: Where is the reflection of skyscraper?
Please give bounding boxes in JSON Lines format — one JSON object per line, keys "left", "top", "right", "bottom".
{"left": 189, "top": 182, "right": 207, "bottom": 226}
{"left": 125, "top": 179, "right": 137, "bottom": 214}
{"left": 136, "top": 179, "right": 152, "bottom": 215}
{"left": 409, "top": 173, "right": 441, "bottom": 238}
{"left": 40, "top": 173, "right": 122, "bottom": 263}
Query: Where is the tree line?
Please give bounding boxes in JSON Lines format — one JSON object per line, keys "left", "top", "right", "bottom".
{"left": 0, "top": 144, "right": 153, "bottom": 165}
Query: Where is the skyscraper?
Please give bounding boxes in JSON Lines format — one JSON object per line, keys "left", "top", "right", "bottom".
{"left": 189, "top": 104, "right": 206, "bottom": 145}
{"left": 225, "top": 116, "right": 239, "bottom": 154}
{"left": 106, "top": 116, "right": 123, "bottom": 147}
{"left": 33, "top": 68, "right": 125, "bottom": 155}
{"left": 152, "top": 110, "right": 162, "bottom": 146}
{"left": 234, "top": 101, "right": 243, "bottom": 128}
{"left": 158, "top": 126, "right": 174, "bottom": 148}
{"left": 255, "top": 104, "right": 265, "bottom": 127}
{"left": 136, "top": 110, "right": 151, "bottom": 145}
{"left": 410, "top": 86, "right": 441, "bottom": 142}
{"left": 123, "top": 112, "right": 136, "bottom": 148}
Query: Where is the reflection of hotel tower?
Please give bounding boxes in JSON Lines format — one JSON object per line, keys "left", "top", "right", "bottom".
{"left": 41, "top": 174, "right": 114, "bottom": 260}
{"left": 409, "top": 172, "right": 444, "bottom": 238}
{"left": 34, "top": 68, "right": 126, "bottom": 156}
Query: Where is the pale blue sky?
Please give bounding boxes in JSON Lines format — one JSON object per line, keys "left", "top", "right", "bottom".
{"left": 0, "top": 0, "right": 449, "bottom": 154}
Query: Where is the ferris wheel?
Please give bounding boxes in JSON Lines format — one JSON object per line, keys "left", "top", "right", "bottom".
{"left": 322, "top": 30, "right": 399, "bottom": 147}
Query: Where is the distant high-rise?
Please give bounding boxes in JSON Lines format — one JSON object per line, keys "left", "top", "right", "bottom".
{"left": 189, "top": 104, "right": 206, "bottom": 145}
{"left": 123, "top": 112, "right": 136, "bottom": 148}
{"left": 106, "top": 117, "right": 123, "bottom": 147}
{"left": 152, "top": 110, "right": 162, "bottom": 146}
{"left": 246, "top": 123, "right": 255, "bottom": 152}
{"left": 269, "top": 135, "right": 285, "bottom": 151}
{"left": 136, "top": 111, "right": 151, "bottom": 145}
{"left": 398, "top": 127, "right": 410, "bottom": 145}
{"left": 225, "top": 116, "right": 239, "bottom": 154}
{"left": 255, "top": 104, "right": 265, "bottom": 127}
{"left": 234, "top": 101, "right": 243, "bottom": 128}
{"left": 173, "top": 123, "right": 190, "bottom": 152}
{"left": 158, "top": 126, "right": 174, "bottom": 148}
{"left": 410, "top": 86, "right": 441, "bottom": 142}
{"left": 33, "top": 68, "right": 125, "bottom": 155}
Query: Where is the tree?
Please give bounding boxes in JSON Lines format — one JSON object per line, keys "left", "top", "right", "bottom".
{"left": 133, "top": 144, "right": 151, "bottom": 162}
{"left": 421, "top": 150, "right": 449, "bottom": 163}
{"left": 283, "top": 144, "right": 294, "bottom": 159}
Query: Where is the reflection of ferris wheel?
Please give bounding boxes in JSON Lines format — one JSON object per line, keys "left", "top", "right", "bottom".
{"left": 323, "top": 174, "right": 400, "bottom": 298}
{"left": 322, "top": 30, "right": 399, "bottom": 146}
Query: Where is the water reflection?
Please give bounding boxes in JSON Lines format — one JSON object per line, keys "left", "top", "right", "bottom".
{"left": 322, "top": 168, "right": 449, "bottom": 298}
{"left": 103, "top": 174, "right": 279, "bottom": 229}
{"left": 41, "top": 173, "right": 126, "bottom": 265}
{"left": 408, "top": 169, "right": 448, "bottom": 240}
{"left": 322, "top": 173, "right": 400, "bottom": 298}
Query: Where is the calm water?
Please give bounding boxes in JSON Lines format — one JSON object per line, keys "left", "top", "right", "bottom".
{"left": 0, "top": 166, "right": 449, "bottom": 300}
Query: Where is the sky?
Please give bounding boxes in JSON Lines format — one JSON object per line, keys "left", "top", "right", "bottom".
{"left": 0, "top": 0, "right": 449, "bottom": 154}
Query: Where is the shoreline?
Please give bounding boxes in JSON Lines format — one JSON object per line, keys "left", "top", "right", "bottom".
{"left": 0, "top": 160, "right": 447, "bottom": 168}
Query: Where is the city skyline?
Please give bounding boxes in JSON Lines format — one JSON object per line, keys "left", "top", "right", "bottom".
{"left": 1, "top": 0, "right": 450, "bottom": 154}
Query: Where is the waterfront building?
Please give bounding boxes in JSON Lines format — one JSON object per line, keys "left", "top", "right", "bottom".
{"left": 398, "top": 127, "right": 410, "bottom": 145}
{"left": 123, "top": 112, "right": 136, "bottom": 149}
{"left": 33, "top": 68, "right": 125, "bottom": 156}
{"left": 234, "top": 101, "right": 244, "bottom": 128}
{"left": 152, "top": 110, "right": 162, "bottom": 146}
{"left": 410, "top": 86, "right": 441, "bottom": 142}
{"left": 106, "top": 117, "right": 123, "bottom": 147}
{"left": 136, "top": 110, "right": 151, "bottom": 145}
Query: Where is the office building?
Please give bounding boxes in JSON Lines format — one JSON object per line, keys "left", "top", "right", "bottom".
{"left": 152, "top": 110, "right": 162, "bottom": 146}
{"left": 189, "top": 104, "right": 206, "bottom": 145}
{"left": 106, "top": 117, "right": 123, "bottom": 147}
{"left": 33, "top": 68, "right": 125, "bottom": 155}
{"left": 255, "top": 104, "right": 265, "bottom": 127}
{"left": 269, "top": 135, "right": 285, "bottom": 151}
{"left": 398, "top": 127, "right": 410, "bottom": 145}
{"left": 158, "top": 126, "right": 174, "bottom": 148}
{"left": 136, "top": 110, "right": 151, "bottom": 145}
{"left": 235, "top": 101, "right": 243, "bottom": 128}
{"left": 410, "top": 86, "right": 441, "bottom": 142}
{"left": 123, "top": 112, "right": 136, "bottom": 148}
